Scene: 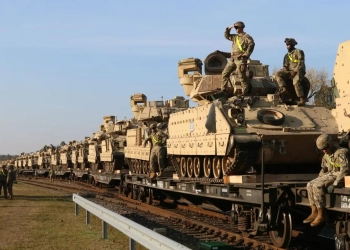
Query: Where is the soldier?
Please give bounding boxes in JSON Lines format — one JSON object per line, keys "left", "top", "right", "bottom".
{"left": 143, "top": 123, "right": 168, "bottom": 179}
{"left": 49, "top": 168, "right": 55, "bottom": 183}
{"left": 274, "top": 38, "right": 308, "bottom": 106}
{"left": 6, "top": 165, "right": 16, "bottom": 199}
{"left": 304, "top": 134, "right": 349, "bottom": 227}
{"left": 0, "top": 165, "right": 8, "bottom": 198}
{"left": 220, "top": 21, "right": 255, "bottom": 95}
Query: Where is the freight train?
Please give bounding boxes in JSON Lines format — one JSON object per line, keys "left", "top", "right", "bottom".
{"left": 7, "top": 40, "right": 350, "bottom": 249}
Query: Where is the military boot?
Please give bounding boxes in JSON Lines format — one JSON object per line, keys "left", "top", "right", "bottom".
{"left": 158, "top": 169, "right": 165, "bottom": 177}
{"left": 149, "top": 172, "right": 156, "bottom": 179}
{"left": 297, "top": 97, "right": 308, "bottom": 106}
{"left": 310, "top": 207, "right": 328, "bottom": 227}
{"left": 303, "top": 205, "right": 318, "bottom": 224}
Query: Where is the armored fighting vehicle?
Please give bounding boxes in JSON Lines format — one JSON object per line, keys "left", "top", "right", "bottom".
{"left": 331, "top": 40, "right": 350, "bottom": 147}
{"left": 50, "top": 145, "right": 60, "bottom": 171}
{"left": 37, "top": 146, "right": 51, "bottom": 176}
{"left": 56, "top": 141, "right": 74, "bottom": 178}
{"left": 70, "top": 140, "right": 79, "bottom": 169}
{"left": 89, "top": 116, "right": 131, "bottom": 186}
{"left": 168, "top": 51, "right": 339, "bottom": 181}
{"left": 28, "top": 152, "right": 38, "bottom": 170}
{"left": 73, "top": 138, "right": 90, "bottom": 181}
{"left": 87, "top": 128, "right": 104, "bottom": 174}
{"left": 99, "top": 116, "right": 129, "bottom": 171}
{"left": 124, "top": 93, "right": 189, "bottom": 175}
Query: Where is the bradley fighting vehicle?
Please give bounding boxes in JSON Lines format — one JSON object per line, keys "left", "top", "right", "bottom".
{"left": 166, "top": 51, "right": 339, "bottom": 181}
{"left": 331, "top": 40, "right": 350, "bottom": 147}
{"left": 37, "top": 145, "right": 51, "bottom": 176}
{"left": 50, "top": 144, "right": 60, "bottom": 171}
{"left": 73, "top": 137, "right": 90, "bottom": 181}
{"left": 70, "top": 140, "right": 79, "bottom": 169}
{"left": 56, "top": 141, "right": 74, "bottom": 178}
{"left": 124, "top": 93, "right": 189, "bottom": 175}
{"left": 88, "top": 116, "right": 131, "bottom": 186}
{"left": 27, "top": 152, "right": 38, "bottom": 170}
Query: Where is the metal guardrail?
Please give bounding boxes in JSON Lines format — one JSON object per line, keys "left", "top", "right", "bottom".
{"left": 72, "top": 194, "right": 191, "bottom": 250}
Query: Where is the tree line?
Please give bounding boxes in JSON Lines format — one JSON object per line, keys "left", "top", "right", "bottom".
{"left": 0, "top": 154, "right": 19, "bottom": 161}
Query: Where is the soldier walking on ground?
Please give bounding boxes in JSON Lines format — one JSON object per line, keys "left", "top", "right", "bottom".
{"left": 274, "top": 38, "right": 308, "bottom": 106}
{"left": 143, "top": 123, "right": 169, "bottom": 179}
{"left": 6, "top": 165, "right": 16, "bottom": 199}
{"left": 220, "top": 21, "right": 255, "bottom": 95}
{"left": 49, "top": 168, "right": 55, "bottom": 183}
{"left": 0, "top": 165, "right": 8, "bottom": 198}
{"left": 304, "top": 134, "right": 349, "bottom": 227}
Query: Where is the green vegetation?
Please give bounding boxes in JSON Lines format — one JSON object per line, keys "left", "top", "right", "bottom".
{"left": 0, "top": 182, "right": 146, "bottom": 250}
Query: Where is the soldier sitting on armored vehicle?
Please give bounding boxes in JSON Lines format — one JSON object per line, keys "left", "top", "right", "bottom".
{"left": 304, "top": 134, "right": 349, "bottom": 227}
{"left": 220, "top": 21, "right": 255, "bottom": 95}
{"left": 143, "top": 123, "right": 168, "bottom": 179}
{"left": 274, "top": 38, "right": 308, "bottom": 106}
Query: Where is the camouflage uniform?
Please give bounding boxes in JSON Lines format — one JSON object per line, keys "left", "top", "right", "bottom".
{"left": 275, "top": 39, "right": 306, "bottom": 98}
{"left": 144, "top": 128, "right": 168, "bottom": 175}
{"left": 304, "top": 134, "right": 349, "bottom": 227}
{"left": 6, "top": 166, "right": 16, "bottom": 199}
{"left": 306, "top": 146, "right": 349, "bottom": 208}
{"left": 0, "top": 166, "right": 8, "bottom": 198}
{"left": 221, "top": 22, "right": 255, "bottom": 95}
{"left": 49, "top": 169, "right": 55, "bottom": 183}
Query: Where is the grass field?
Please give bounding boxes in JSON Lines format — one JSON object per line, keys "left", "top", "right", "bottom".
{"left": 0, "top": 181, "right": 146, "bottom": 250}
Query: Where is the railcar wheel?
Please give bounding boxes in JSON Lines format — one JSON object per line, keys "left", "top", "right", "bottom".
{"left": 187, "top": 157, "right": 194, "bottom": 178}
{"left": 145, "top": 189, "right": 153, "bottom": 205}
{"left": 213, "top": 157, "right": 222, "bottom": 179}
{"left": 180, "top": 157, "right": 187, "bottom": 177}
{"left": 203, "top": 157, "right": 212, "bottom": 178}
{"left": 136, "top": 160, "right": 140, "bottom": 174}
{"left": 269, "top": 211, "right": 292, "bottom": 248}
{"left": 142, "top": 161, "right": 149, "bottom": 174}
{"left": 193, "top": 157, "right": 202, "bottom": 178}
{"left": 221, "top": 156, "right": 229, "bottom": 175}
{"left": 138, "top": 160, "right": 143, "bottom": 174}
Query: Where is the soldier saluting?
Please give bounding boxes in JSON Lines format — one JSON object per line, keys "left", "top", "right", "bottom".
{"left": 219, "top": 21, "right": 255, "bottom": 95}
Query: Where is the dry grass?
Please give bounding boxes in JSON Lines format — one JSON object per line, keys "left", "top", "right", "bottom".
{"left": 0, "top": 181, "right": 146, "bottom": 250}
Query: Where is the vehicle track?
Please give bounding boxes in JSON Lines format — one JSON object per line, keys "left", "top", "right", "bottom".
{"left": 18, "top": 177, "right": 334, "bottom": 250}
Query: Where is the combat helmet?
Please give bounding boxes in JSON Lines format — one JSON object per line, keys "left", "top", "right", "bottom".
{"left": 234, "top": 21, "right": 245, "bottom": 28}
{"left": 284, "top": 38, "right": 298, "bottom": 46}
{"left": 150, "top": 123, "right": 157, "bottom": 129}
{"left": 316, "top": 134, "right": 332, "bottom": 150}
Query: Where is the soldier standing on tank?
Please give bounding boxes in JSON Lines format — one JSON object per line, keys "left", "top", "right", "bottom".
{"left": 143, "top": 123, "right": 169, "bottom": 179}
{"left": 220, "top": 21, "right": 255, "bottom": 95}
{"left": 0, "top": 165, "right": 8, "bottom": 198}
{"left": 304, "top": 134, "right": 349, "bottom": 227}
{"left": 6, "top": 165, "right": 16, "bottom": 200}
{"left": 274, "top": 38, "right": 308, "bottom": 106}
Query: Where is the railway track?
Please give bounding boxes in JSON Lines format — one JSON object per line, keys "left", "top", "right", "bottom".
{"left": 18, "top": 177, "right": 334, "bottom": 250}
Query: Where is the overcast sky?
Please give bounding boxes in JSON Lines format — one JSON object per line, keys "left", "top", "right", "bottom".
{"left": 1, "top": 0, "right": 349, "bottom": 154}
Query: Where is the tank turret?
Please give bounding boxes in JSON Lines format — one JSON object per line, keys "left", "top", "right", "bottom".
{"left": 103, "top": 116, "right": 115, "bottom": 133}
{"left": 130, "top": 93, "right": 147, "bottom": 119}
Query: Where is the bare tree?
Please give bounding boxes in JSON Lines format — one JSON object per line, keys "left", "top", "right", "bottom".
{"left": 305, "top": 67, "right": 329, "bottom": 99}
{"left": 270, "top": 66, "right": 334, "bottom": 108}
